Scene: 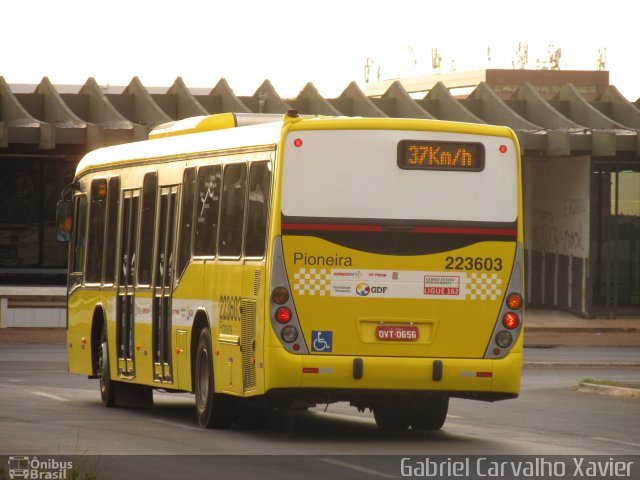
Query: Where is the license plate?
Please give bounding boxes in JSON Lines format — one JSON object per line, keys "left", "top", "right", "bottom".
{"left": 375, "top": 325, "right": 419, "bottom": 341}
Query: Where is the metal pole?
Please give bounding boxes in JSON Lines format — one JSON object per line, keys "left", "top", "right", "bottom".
{"left": 613, "top": 159, "right": 619, "bottom": 318}
{"left": 605, "top": 163, "right": 612, "bottom": 319}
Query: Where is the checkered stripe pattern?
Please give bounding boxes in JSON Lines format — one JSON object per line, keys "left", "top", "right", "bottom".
{"left": 466, "top": 272, "right": 503, "bottom": 300}
{"left": 293, "top": 268, "right": 332, "bottom": 296}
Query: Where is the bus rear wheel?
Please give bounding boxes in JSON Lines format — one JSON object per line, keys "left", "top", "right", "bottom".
{"left": 373, "top": 407, "right": 411, "bottom": 431}
{"left": 195, "top": 328, "right": 236, "bottom": 428}
{"left": 411, "top": 395, "right": 449, "bottom": 431}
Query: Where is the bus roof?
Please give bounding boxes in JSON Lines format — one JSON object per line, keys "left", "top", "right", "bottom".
{"left": 75, "top": 118, "right": 285, "bottom": 177}
{"left": 75, "top": 112, "right": 518, "bottom": 177}
{"left": 148, "top": 112, "right": 285, "bottom": 139}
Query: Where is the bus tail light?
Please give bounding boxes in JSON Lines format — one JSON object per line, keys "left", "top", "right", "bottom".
{"left": 506, "top": 293, "right": 523, "bottom": 310}
{"left": 502, "top": 312, "right": 519, "bottom": 329}
{"left": 280, "top": 326, "right": 299, "bottom": 343}
{"left": 276, "top": 307, "right": 292, "bottom": 324}
{"left": 272, "top": 287, "right": 290, "bottom": 305}
{"left": 269, "top": 236, "right": 308, "bottom": 354}
{"left": 484, "top": 243, "right": 524, "bottom": 359}
{"left": 495, "top": 331, "right": 513, "bottom": 348}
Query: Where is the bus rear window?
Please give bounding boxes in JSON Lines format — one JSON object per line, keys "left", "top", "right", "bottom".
{"left": 282, "top": 130, "right": 517, "bottom": 224}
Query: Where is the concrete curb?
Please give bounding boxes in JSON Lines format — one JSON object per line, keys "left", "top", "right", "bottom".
{"left": 526, "top": 327, "right": 640, "bottom": 333}
{"left": 525, "top": 362, "right": 640, "bottom": 369}
{"left": 577, "top": 382, "right": 640, "bottom": 398}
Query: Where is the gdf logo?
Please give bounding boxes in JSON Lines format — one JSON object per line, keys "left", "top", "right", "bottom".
{"left": 355, "top": 283, "right": 370, "bottom": 296}
{"left": 371, "top": 286, "right": 388, "bottom": 294}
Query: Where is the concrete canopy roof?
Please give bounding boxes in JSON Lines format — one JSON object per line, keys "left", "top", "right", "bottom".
{"left": 1, "top": 70, "right": 639, "bottom": 157}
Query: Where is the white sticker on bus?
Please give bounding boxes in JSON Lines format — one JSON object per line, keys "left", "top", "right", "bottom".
{"left": 292, "top": 268, "right": 502, "bottom": 301}
{"left": 424, "top": 275, "right": 461, "bottom": 296}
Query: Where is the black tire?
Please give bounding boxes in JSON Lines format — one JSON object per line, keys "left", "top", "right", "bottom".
{"left": 411, "top": 395, "right": 449, "bottom": 431}
{"left": 194, "top": 328, "right": 235, "bottom": 428}
{"left": 98, "top": 324, "right": 153, "bottom": 408}
{"left": 373, "top": 406, "right": 411, "bottom": 431}
{"left": 98, "top": 325, "right": 116, "bottom": 407}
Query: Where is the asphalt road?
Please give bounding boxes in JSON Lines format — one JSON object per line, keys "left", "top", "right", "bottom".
{"left": 524, "top": 345, "right": 640, "bottom": 364}
{"left": 0, "top": 345, "right": 638, "bottom": 479}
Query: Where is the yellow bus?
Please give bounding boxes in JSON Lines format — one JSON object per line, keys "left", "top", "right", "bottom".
{"left": 58, "top": 111, "right": 524, "bottom": 430}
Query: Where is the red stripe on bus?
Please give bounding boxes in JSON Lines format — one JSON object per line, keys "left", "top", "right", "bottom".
{"left": 282, "top": 223, "right": 516, "bottom": 236}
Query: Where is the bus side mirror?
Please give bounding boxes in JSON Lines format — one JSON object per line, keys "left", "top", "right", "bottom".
{"left": 56, "top": 200, "right": 73, "bottom": 242}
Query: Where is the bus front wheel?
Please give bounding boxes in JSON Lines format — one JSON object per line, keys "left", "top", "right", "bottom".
{"left": 98, "top": 325, "right": 116, "bottom": 407}
{"left": 194, "top": 328, "right": 236, "bottom": 428}
{"left": 98, "top": 325, "right": 153, "bottom": 408}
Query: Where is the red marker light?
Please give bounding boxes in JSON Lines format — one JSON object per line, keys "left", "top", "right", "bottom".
{"left": 294, "top": 138, "right": 303, "bottom": 147}
{"left": 499, "top": 145, "right": 508, "bottom": 154}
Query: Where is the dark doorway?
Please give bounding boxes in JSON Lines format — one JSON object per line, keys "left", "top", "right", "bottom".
{"left": 591, "top": 159, "right": 640, "bottom": 317}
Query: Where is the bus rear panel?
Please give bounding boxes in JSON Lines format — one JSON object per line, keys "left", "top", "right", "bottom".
{"left": 265, "top": 125, "right": 523, "bottom": 413}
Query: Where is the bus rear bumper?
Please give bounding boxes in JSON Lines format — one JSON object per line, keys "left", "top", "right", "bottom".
{"left": 264, "top": 346, "right": 522, "bottom": 399}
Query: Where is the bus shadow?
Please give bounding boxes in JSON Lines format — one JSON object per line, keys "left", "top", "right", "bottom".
{"left": 129, "top": 396, "right": 488, "bottom": 448}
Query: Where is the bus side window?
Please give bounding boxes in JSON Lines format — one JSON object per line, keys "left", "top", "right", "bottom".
{"left": 194, "top": 165, "right": 221, "bottom": 257}
{"left": 138, "top": 172, "right": 157, "bottom": 286}
{"left": 219, "top": 163, "right": 247, "bottom": 258}
{"left": 103, "top": 177, "right": 120, "bottom": 284}
{"left": 86, "top": 179, "right": 107, "bottom": 284}
{"left": 55, "top": 200, "right": 73, "bottom": 242}
{"left": 245, "top": 161, "right": 271, "bottom": 258}
{"left": 69, "top": 195, "right": 87, "bottom": 290}
{"left": 120, "top": 195, "right": 139, "bottom": 287}
{"left": 177, "top": 167, "right": 196, "bottom": 278}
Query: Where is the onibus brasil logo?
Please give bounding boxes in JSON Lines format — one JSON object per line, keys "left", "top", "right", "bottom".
{"left": 7, "top": 456, "right": 73, "bottom": 480}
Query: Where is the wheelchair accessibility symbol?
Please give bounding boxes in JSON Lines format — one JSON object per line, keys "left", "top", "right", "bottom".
{"left": 311, "top": 331, "right": 333, "bottom": 352}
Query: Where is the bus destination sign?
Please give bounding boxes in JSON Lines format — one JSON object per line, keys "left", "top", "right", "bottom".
{"left": 398, "top": 140, "right": 485, "bottom": 171}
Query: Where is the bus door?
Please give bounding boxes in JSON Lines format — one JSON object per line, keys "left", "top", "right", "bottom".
{"left": 153, "top": 186, "right": 178, "bottom": 383}
{"left": 116, "top": 190, "right": 139, "bottom": 378}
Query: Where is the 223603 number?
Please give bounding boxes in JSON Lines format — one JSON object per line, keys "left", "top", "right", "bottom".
{"left": 445, "top": 256, "right": 503, "bottom": 271}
